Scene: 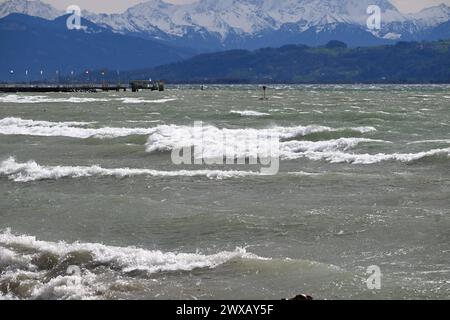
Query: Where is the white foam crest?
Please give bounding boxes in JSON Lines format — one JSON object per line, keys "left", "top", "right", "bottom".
{"left": 351, "top": 126, "right": 377, "bottom": 134}
{"left": 0, "top": 158, "right": 260, "bottom": 182}
{"left": 145, "top": 124, "right": 377, "bottom": 156}
{"left": 126, "top": 120, "right": 161, "bottom": 123}
{"left": 120, "top": 98, "right": 177, "bottom": 104}
{"left": 281, "top": 138, "right": 384, "bottom": 155}
{"left": 0, "top": 95, "right": 176, "bottom": 104}
{"left": 29, "top": 271, "right": 99, "bottom": 300}
{"left": 284, "top": 147, "right": 450, "bottom": 164}
{"left": 120, "top": 97, "right": 175, "bottom": 104}
{"left": 0, "top": 228, "right": 266, "bottom": 299}
{"left": 0, "top": 229, "right": 265, "bottom": 275}
{"left": 230, "top": 110, "right": 270, "bottom": 117}
{"left": 0, "top": 117, "right": 94, "bottom": 127}
{"left": 407, "top": 139, "right": 450, "bottom": 145}
{"left": 0, "top": 118, "right": 375, "bottom": 141}
{"left": 287, "top": 171, "right": 324, "bottom": 176}
{"left": 0, "top": 117, "right": 155, "bottom": 139}
{"left": 0, "top": 95, "right": 109, "bottom": 104}
{"left": 120, "top": 98, "right": 150, "bottom": 104}
{"left": 0, "top": 247, "right": 32, "bottom": 269}
{"left": 148, "top": 98, "right": 177, "bottom": 104}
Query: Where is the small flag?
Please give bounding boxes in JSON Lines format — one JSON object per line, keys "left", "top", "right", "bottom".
{"left": 40, "top": 70, "right": 43, "bottom": 75}
{"left": 10, "top": 70, "right": 14, "bottom": 74}
{"left": 25, "top": 70, "right": 28, "bottom": 76}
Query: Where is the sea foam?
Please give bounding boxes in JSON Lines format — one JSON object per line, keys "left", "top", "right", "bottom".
{"left": 230, "top": 110, "right": 270, "bottom": 117}
{"left": 0, "top": 95, "right": 109, "bottom": 104}
{"left": 0, "top": 118, "right": 375, "bottom": 143}
{"left": 0, "top": 157, "right": 261, "bottom": 182}
{"left": 0, "top": 117, "right": 155, "bottom": 139}
{"left": 145, "top": 123, "right": 382, "bottom": 161}
{"left": 0, "top": 95, "right": 176, "bottom": 104}
{"left": 145, "top": 124, "right": 376, "bottom": 154}
{"left": 283, "top": 147, "right": 450, "bottom": 164}
{"left": 0, "top": 229, "right": 265, "bottom": 300}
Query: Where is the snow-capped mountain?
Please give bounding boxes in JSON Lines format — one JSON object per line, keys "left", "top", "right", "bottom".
{"left": 1, "top": 0, "right": 450, "bottom": 50}
{"left": 0, "top": 0, "right": 61, "bottom": 19}
{"left": 409, "top": 3, "right": 450, "bottom": 28}
{"left": 84, "top": 0, "right": 450, "bottom": 48}
{"left": 86, "top": 0, "right": 405, "bottom": 38}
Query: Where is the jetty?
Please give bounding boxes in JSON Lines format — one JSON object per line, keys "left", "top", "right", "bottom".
{"left": 130, "top": 80, "right": 165, "bottom": 92}
{"left": 0, "top": 80, "right": 165, "bottom": 93}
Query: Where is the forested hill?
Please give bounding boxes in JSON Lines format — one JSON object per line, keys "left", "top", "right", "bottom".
{"left": 127, "top": 40, "right": 450, "bottom": 84}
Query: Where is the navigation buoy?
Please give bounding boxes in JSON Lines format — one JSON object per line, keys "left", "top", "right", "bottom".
{"left": 259, "top": 85, "right": 268, "bottom": 100}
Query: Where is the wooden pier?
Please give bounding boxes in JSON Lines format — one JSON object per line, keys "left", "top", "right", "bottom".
{"left": 130, "top": 80, "right": 165, "bottom": 92}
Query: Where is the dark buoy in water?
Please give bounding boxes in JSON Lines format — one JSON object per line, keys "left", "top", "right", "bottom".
{"left": 259, "top": 85, "right": 268, "bottom": 100}
{"left": 201, "top": 85, "right": 204, "bottom": 91}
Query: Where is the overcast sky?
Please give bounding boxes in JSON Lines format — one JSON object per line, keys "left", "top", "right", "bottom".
{"left": 14, "top": 0, "right": 450, "bottom": 14}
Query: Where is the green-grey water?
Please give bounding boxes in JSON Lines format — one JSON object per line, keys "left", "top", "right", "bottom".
{"left": 0, "top": 85, "right": 449, "bottom": 300}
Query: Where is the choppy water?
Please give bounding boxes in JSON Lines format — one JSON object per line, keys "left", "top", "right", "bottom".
{"left": 0, "top": 85, "right": 449, "bottom": 300}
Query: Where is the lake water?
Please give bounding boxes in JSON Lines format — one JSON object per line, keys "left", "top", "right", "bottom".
{"left": 0, "top": 85, "right": 449, "bottom": 300}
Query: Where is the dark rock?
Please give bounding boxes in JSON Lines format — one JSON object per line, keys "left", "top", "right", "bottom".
{"left": 283, "top": 294, "right": 314, "bottom": 300}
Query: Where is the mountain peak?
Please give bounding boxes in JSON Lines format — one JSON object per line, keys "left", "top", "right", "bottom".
{"left": 410, "top": 3, "right": 450, "bottom": 27}
{"left": 0, "top": 0, "right": 62, "bottom": 20}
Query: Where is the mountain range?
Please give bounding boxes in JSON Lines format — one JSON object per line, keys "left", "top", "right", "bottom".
{"left": 1, "top": 0, "right": 450, "bottom": 82}
{"left": 1, "top": 0, "right": 450, "bottom": 50}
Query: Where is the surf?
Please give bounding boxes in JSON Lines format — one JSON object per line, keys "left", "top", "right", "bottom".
{"left": 0, "top": 228, "right": 266, "bottom": 300}
{"left": 0, "top": 157, "right": 261, "bottom": 182}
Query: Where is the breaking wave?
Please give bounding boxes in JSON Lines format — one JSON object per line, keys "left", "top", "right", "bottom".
{"left": 0, "top": 118, "right": 375, "bottom": 145}
{"left": 143, "top": 124, "right": 450, "bottom": 164}
{"left": 407, "top": 139, "right": 450, "bottom": 145}
{"left": 0, "top": 158, "right": 261, "bottom": 182}
{"left": 1, "top": 119, "right": 444, "bottom": 165}
{"left": 0, "top": 117, "right": 155, "bottom": 139}
{"left": 145, "top": 124, "right": 377, "bottom": 155}
{"left": 0, "top": 95, "right": 177, "bottom": 104}
{"left": 283, "top": 147, "right": 450, "bottom": 164}
{"left": 0, "top": 95, "right": 109, "bottom": 104}
{"left": 230, "top": 110, "right": 270, "bottom": 117}
{"left": 119, "top": 98, "right": 177, "bottom": 104}
{"left": 0, "top": 229, "right": 265, "bottom": 300}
